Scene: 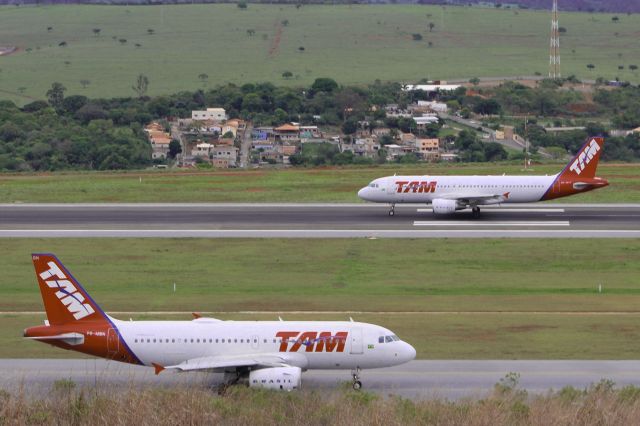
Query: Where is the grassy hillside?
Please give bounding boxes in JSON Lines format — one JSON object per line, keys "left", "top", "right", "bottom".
{"left": 0, "top": 4, "right": 639, "bottom": 103}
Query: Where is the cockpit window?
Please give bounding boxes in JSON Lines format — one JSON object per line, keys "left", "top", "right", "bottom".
{"left": 378, "top": 336, "right": 384, "bottom": 343}
{"left": 392, "top": 335, "right": 400, "bottom": 341}
{"left": 385, "top": 336, "right": 394, "bottom": 343}
{"left": 368, "top": 183, "right": 380, "bottom": 188}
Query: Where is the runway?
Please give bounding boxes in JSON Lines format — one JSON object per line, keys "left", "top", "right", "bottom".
{"left": 0, "top": 203, "right": 638, "bottom": 238}
{"left": 2, "top": 359, "right": 640, "bottom": 400}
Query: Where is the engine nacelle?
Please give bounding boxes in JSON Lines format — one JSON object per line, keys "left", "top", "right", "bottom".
{"left": 249, "top": 366, "right": 301, "bottom": 391}
{"left": 431, "top": 198, "right": 458, "bottom": 214}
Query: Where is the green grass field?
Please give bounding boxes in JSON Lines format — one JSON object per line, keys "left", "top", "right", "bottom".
{"left": 0, "top": 162, "right": 637, "bottom": 203}
{"left": 0, "top": 4, "right": 639, "bottom": 103}
{"left": 2, "top": 238, "right": 640, "bottom": 359}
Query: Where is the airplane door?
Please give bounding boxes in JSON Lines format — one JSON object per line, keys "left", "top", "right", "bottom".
{"left": 350, "top": 328, "right": 363, "bottom": 355}
{"left": 386, "top": 181, "right": 397, "bottom": 200}
{"left": 107, "top": 328, "right": 119, "bottom": 355}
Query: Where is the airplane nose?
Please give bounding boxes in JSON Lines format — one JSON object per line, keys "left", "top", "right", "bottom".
{"left": 357, "top": 187, "right": 368, "bottom": 200}
{"left": 404, "top": 342, "right": 417, "bottom": 362}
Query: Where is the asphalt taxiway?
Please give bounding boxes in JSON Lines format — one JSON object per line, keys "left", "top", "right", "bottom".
{"left": 2, "top": 359, "right": 640, "bottom": 400}
{"left": 0, "top": 203, "right": 638, "bottom": 238}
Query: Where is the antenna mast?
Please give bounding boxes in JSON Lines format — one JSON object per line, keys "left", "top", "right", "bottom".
{"left": 549, "top": 0, "right": 561, "bottom": 79}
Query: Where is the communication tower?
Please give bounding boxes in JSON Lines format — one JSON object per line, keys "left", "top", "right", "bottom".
{"left": 549, "top": 0, "right": 561, "bottom": 79}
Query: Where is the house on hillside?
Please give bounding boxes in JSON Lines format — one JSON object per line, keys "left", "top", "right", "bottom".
{"left": 144, "top": 122, "right": 172, "bottom": 160}
{"left": 191, "top": 107, "right": 227, "bottom": 121}
{"left": 274, "top": 123, "right": 300, "bottom": 142}
{"left": 415, "top": 138, "right": 440, "bottom": 161}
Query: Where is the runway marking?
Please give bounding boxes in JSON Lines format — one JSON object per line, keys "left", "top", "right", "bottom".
{"left": 413, "top": 221, "right": 570, "bottom": 227}
{"left": 417, "top": 208, "right": 565, "bottom": 213}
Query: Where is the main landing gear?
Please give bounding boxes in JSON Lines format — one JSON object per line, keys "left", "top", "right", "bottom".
{"left": 471, "top": 206, "right": 481, "bottom": 219}
{"left": 388, "top": 204, "right": 395, "bottom": 217}
{"left": 352, "top": 368, "right": 362, "bottom": 390}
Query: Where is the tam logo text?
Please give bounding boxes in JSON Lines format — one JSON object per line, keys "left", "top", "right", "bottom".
{"left": 39, "top": 261, "right": 95, "bottom": 320}
{"left": 569, "top": 139, "right": 600, "bottom": 175}
{"left": 276, "top": 331, "right": 348, "bottom": 353}
{"left": 396, "top": 181, "right": 437, "bottom": 193}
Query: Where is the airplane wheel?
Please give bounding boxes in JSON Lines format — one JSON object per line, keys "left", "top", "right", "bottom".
{"left": 472, "top": 207, "right": 480, "bottom": 219}
{"left": 388, "top": 210, "right": 395, "bottom": 217}
{"left": 353, "top": 380, "right": 362, "bottom": 390}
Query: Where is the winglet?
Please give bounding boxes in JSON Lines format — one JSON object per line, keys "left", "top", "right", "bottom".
{"left": 152, "top": 363, "right": 165, "bottom": 375}
{"left": 192, "top": 312, "right": 202, "bottom": 319}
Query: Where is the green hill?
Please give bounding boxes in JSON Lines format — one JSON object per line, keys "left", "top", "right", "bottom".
{"left": 0, "top": 4, "right": 638, "bottom": 103}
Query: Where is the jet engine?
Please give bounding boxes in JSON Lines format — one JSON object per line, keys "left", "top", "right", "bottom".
{"left": 249, "top": 366, "right": 302, "bottom": 391}
{"left": 431, "top": 198, "right": 458, "bottom": 214}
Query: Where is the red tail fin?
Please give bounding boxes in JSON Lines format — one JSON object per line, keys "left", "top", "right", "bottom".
{"left": 559, "top": 137, "right": 604, "bottom": 180}
{"left": 32, "top": 253, "right": 107, "bottom": 325}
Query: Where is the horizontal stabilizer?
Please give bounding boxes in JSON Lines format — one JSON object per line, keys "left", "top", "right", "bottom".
{"left": 25, "top": 332, "right": 84, "bottom": 346}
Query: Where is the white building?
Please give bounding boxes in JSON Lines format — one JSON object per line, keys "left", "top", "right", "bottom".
{"left": 417, "top": 101, "right": 448, "bottom": 113}
{"left": 191, "top": 108, "right": 227, "bottom": 121}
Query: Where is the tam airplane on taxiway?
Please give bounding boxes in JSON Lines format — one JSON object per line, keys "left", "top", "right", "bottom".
{"left": 24, "top": 254, "right": 416, "bottom": 391}
{"left": 358, "top": 137, "right": 608, "bottom": 217}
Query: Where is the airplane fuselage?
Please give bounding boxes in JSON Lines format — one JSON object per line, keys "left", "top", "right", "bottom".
{"left": 26, "top": 318, "right": 415, "bottom": 371}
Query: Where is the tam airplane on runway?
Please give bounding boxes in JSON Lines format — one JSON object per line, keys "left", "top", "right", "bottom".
{"left": 24, "top": 254, "right": 415, "bottom": 391}
{"left": 358, "top": 137, "right": 608, "bottom": 217}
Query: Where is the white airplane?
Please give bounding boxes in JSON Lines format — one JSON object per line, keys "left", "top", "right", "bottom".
{"left": 358, "top": 137, "right": 608, "bottom": 217}
{"left": 24, "top": 254, "right": 415, "bottom": 391}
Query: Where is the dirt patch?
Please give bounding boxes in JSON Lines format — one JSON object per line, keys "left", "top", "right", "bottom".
{"left": 268, "top": 21, "right": 283, "bottom": 58}
{"left": 246, "top": 187, "right": 265, "bottom": 192}
{"left": 502, "top": 325, "right": 558, "bottom": 333}
{"left": 0, "top": 46, "right": 17, "bottom": 56}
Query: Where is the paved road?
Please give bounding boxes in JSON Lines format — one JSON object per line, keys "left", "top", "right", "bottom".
{"left": 0, "top": 203, "right": 638, "bottom": 238}
{"left": 2, "top": 359, "right": 639, "bottom": 400}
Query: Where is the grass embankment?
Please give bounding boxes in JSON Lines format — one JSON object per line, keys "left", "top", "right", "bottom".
{"left": 0, "top": 163, "right": 636, "bottom": 203}
{"left": 2, "top": 238, "right": 640, "bottom": 359}
{"left": 0, "top": 4, "right": 639, "bottom": 103}
{"left": 2, "top": 381, "right": 640, "bottom": 425}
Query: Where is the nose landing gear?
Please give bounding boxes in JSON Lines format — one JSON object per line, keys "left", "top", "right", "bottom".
{"left": 352, "top": 368, "right": 362, "bottom": 390}
{"left": 388, "top": 204, "right": 395, "bottom": 216}
{"left": 471, "top": 206, "right": 481, "bottom": 219}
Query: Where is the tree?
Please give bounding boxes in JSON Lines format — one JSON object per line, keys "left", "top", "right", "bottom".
{"left": 237, "top": 1, "right": 247, "bottom": 9}
{"left": 246, "top": 29, "right": 255, "bottom": 37}
{"left": 147, "top": 28, "right": 155, "bottom": 35}
{"left": 311, "top": 78, "right": 338, "bottom": 93}
{"left": 168, "top": 140, "right": 182, "bottom": 159}
{"left": 46, "top": 82, "right": 66, "bottom": 111}
{"left": 58, "top": 41, "right": 67, "bottom": 47}
{"left": 587, "top": 64, "right": 595, "bottom": 71}
{"left": 558, "top": 27, "right": 567, "bottom": 33}
{"left": 135, "top": 43, "right": 142, "bottom": 48}
{"left": 341, "top": 119, "right": 358, "bottom": 135}
{"left": 473, "top": 99, "right": 501, "bottom": 115}
{"left": 119, "top": 38, "right": 127, "bottom": 45}
{"left": 93, "top": 28, "right": 101, "bottom": 37}
{"left": 80, "top": 79, "right": 90, "bottom": 89}
{"left": 281, "top": 19, "right": 289, "bottom": 26}
{"left": 198, "top": 73, "right": 209, "bottom": 86}
{"left": 618, "top": 65, "right": 625, "bottom": 70}
{"left": 282, "top": 71, "right": 293, "bottom": 79}
{"left": 469, "top": 77, "right": 480, "bottom": 86}
{"left": 612, "top": 16, "right": 619, "bottom": 23}
{"left": 412, "top": 33, "right": 423, "bottom": 41}
{"left": 298, "top": 46, "right": 305, "bottom": 52}
{"left": 428, "top": 22, "right": 435, "bottom": 32}
{"left": 47, "top": 26, "right": 53, "bottom": 32}
{"left": 630, "top": 65, "right": 638, "bottom": 73}
{"left": 132, "top": 74, "right": 149, "bottom": 98}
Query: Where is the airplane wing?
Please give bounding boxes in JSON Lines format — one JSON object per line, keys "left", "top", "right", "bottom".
{"left": 154, "top": 353, "right": 306, "bottom": 374}
{"left": 437, "top": 192, "right": 511, "bottom": 205}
